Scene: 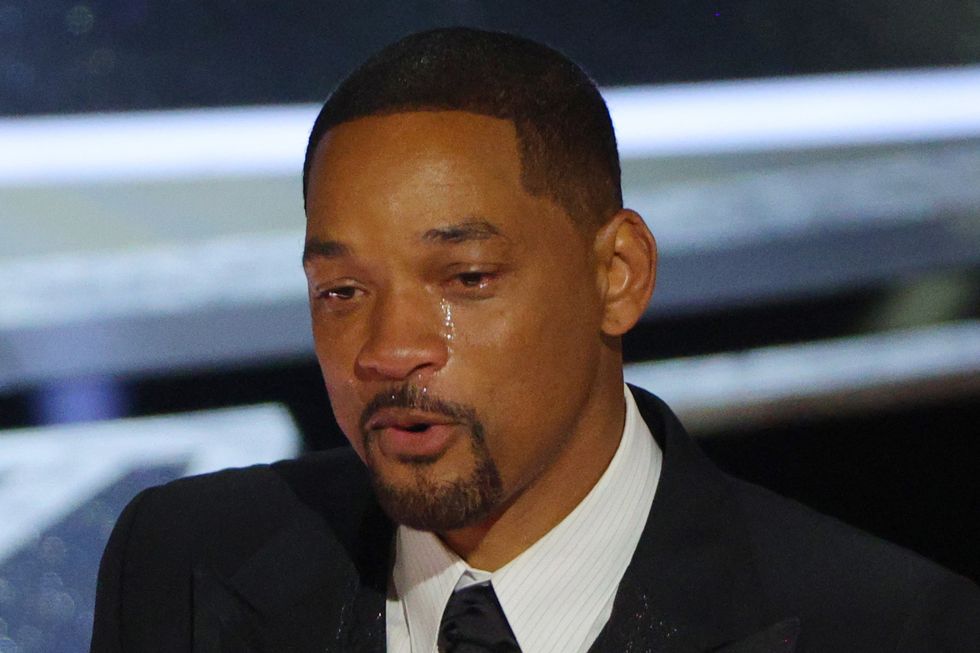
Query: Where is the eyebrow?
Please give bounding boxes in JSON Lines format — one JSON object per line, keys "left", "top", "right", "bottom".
{"left": 421, "top": 219, "right": 505, "bottom": 244}
{"left": 302, "top": 238, "right": 351, "bottom": 264}
{"left": 302, "top": 218, "right": 506, "bottom": 265}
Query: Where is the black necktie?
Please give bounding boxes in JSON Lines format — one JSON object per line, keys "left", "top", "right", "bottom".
{"left": 437, "top": 581, "right": 522, "bottom": 652}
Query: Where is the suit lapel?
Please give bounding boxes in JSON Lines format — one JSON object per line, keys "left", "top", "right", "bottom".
{"left": 340, "top": 498, "right": 393, "bottom": 652}
{"left": 192, "top": 454, "right": 394, "bottom": 652}
{"left": 707, "top": 618, "right": 800, "bottom": 653}
{"left": 588, "top": 388, "right": 798, "bottom": 652}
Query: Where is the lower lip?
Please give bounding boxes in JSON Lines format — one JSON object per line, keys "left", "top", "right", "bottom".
{"left": 376, "top": 424, "right": 459, "bottom": 459}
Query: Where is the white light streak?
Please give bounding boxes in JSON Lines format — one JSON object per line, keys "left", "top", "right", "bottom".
{"left": 607, "top": 66, "right": 980, "bottom": 157}
{"left": 0, "top": 404, "right": 299, "bottom": 563}
{"left": 1, "top": 66, "right": 979, "bottom": 186}
{"left": 625, "top": 320, "right": 980, "bottom": 415}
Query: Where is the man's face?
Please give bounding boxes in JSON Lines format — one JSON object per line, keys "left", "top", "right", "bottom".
{"left": 303, "top": 111, "right": 609, "bottom": 531}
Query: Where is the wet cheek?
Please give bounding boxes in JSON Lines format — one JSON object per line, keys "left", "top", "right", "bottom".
{"left": 439, "top": 298, "right": 457, "bottom": 351}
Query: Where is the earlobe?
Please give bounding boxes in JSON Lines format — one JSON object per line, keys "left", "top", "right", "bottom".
{"left": 596, "top": 209, "right": 657, "bottom": 336}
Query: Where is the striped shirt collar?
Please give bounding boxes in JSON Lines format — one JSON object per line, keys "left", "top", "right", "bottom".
{"left": 388, "top": 385, "right": 663, "bottom": 653}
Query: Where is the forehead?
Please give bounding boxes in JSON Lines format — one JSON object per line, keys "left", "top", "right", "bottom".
{"left": 312, "top": 110, "right": 521, "bottom": 170}
{"left": 304, "top": 111, "right": 543, "bottom": 238}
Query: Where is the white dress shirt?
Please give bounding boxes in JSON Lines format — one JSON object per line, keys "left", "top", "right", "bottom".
{"left": 386, "top": 386, "right": 663, "bottom": 653}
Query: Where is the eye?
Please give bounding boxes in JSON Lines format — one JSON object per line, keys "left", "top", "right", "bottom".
{"left": 311, "top": 283, "right": 365, "bottom": 309}
{"left": 456, "top": 272, "right": 492, "bottom": 288}
{"left": 446, "top": 268, "right": 501, "bottom": 298}
{"left": 322, "top": 285, "right": 360, "bottom": 300}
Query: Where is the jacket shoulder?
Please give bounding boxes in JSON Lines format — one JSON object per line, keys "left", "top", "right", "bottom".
{"left": 91, "top": 447, "right": 377, "bottom": 651}
{"left": 630, "top": 384, "right": 980, "bottom": 649}
{"left": 124, "top": 445, "right": 369, "bottom": 560}
{"left": 727, "top": 475, "right": 980, "bottom": 651}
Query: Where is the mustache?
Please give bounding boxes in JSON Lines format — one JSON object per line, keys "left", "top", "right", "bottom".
{"left": 358, "top": 384, "right": 482, "bottom": 437}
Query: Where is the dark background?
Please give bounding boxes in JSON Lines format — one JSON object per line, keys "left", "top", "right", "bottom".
{"left": 2, "top": 0, "right": 980, "bottom": 116}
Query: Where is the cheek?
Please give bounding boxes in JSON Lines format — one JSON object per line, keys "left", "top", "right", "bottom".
{"left": 449, "top": 300, "right": 544, "bottom": 387}
{"left": 449, "top": 274, "right": 601, "bottom": 463}
{"left": 457, "top": 273, "right": 597, "bottom": 383}
{"left": 314, "top": 334, "right": 365, "bottom": 455}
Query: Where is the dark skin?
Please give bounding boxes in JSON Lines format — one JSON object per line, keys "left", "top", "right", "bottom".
{"left": 303, "top": 111, "right": 656, "bottom": 570}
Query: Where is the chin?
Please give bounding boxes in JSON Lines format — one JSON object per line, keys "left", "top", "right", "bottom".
{"left": 368, "top": 454, "right": 504, "bottom": 531}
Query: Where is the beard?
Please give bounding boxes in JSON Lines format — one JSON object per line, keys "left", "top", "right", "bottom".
{"left": 359, "top": 384, "right": 504, "bottom": 532}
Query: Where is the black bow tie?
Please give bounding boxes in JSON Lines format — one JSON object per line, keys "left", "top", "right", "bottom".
{"left": 438, "top": 581, "right": 522, "bottom": 652}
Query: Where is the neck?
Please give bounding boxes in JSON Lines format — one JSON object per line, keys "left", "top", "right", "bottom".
{"left": 439, "top": 369, "right": 626, "bottom": 571}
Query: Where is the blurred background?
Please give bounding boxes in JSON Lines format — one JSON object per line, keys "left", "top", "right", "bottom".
{"left": 1, "top": 1, "right": 979, "bottom": 651}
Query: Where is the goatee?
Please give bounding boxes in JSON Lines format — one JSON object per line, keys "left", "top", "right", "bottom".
{"left": 359, "top": 384, "right": 504, "bottom": 531}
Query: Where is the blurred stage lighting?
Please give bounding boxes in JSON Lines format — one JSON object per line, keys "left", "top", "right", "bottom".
{"left": 1, "top": 66, "right": 979, "bottom": 185}
{"left": 625, "top": 320, "right": 980, "bottom": 431}
{"left": 0, "top": 403, "right": 300, "bottom": 651}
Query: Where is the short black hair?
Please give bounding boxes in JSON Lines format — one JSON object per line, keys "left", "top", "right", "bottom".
{"left": 302, "top": 27, "right": 622, "bottom": 229}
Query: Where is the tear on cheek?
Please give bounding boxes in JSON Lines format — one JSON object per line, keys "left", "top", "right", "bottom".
{"left": 440, "top": 298, "right": 456, "bottom": 349}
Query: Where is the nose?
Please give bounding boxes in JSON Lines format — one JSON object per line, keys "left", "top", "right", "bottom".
{"left": 355, "top": 290, "right": 449, "bottom": 382}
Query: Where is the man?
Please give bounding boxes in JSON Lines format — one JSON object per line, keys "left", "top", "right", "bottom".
{"left": 91, "top": 28, "right": 980, "bottom": 652}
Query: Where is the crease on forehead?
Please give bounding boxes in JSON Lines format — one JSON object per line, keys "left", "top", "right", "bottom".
{"left": 302, "top": 217, "right": 509, "bottom": 267}
{"left": 421, "top": 218, "right": 506, "bottom": 244}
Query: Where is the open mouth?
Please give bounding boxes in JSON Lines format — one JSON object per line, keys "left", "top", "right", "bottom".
{"left": 366, "top": 409, "right": 455, "bottom": 433}
{"left": 366, "top": 409, "right": 460, "bottom": 458}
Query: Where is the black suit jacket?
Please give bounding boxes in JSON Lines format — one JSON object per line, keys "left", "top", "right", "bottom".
{"left": 91, "top": 388, "right": 980, "bottom": 652}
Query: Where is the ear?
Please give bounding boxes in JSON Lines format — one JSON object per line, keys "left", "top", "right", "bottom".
{"left": 593, "top": 209, "right": 657, "bottom": 337}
